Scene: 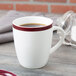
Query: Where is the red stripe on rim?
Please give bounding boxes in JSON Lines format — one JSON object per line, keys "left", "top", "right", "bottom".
{"left": 13, "top": 24, "right": 52, "bottom": 31}
{"left": 0, "top": 70, "right": 16, "bottom": 76}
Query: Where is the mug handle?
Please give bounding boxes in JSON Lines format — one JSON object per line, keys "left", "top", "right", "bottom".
{"left": 50, "top": 26, "right": 65, "bottom": 54}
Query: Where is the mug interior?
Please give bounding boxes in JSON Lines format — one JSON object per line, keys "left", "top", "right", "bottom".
{"left": 13, "top": 16, "right": 53, "bottom": 28}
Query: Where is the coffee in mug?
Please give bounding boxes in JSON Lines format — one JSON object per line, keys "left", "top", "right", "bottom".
{"left": 13, "top": 16, "right": 65, "bottom": 68}
{"left": 20, "top": 23, "right": 46, "bottom": 28}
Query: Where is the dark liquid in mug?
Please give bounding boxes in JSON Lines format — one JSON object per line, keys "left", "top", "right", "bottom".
{"left": 20, "top": 23, "right": 46, "bottom": 28}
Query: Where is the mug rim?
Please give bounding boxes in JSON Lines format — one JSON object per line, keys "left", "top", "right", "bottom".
{"left": 13, "top": 16, "right": 53, "bottom": 31}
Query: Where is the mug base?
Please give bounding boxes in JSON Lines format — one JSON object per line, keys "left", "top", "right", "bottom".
{"left": 19, "top": 62, "right": 47, "bottom": 69}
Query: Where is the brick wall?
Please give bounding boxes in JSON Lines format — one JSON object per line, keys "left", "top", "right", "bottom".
{"left": 0, "top": 0, "right": 76, "bottom": 13}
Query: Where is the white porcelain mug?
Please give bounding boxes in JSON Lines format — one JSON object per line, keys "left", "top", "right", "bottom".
{"left": 13, "top": 16, "right": 65, "bottom": 68}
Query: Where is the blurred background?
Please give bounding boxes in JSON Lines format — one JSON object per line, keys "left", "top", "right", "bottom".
{"left": 0, "top": 0, "right": 76, "bottom": 14}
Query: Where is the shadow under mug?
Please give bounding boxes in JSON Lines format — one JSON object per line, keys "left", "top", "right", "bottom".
{"left": 13, "top": 16, "right": 65, "bottom": 68}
